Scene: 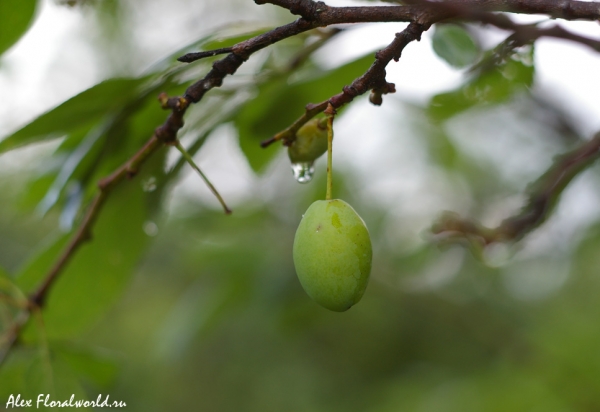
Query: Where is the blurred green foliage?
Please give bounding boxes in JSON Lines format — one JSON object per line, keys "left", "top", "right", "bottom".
{"left": 1, "top": 1, "right": 600, "bottom": 411}
{"left": 0, "top": 0, "right": 37, "bottom": 57}
{"left": 432, "top": 24, "right": 480, "bottom": 69}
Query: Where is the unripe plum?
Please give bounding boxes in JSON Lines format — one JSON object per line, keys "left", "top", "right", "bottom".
{"left": 293, "top": 199, "right": 372, "bottom": 311}
{"left": 288, "top": 118, "right": 328, "bottom": 163}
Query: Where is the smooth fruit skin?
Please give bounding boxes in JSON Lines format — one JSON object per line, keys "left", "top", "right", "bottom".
{"left": 288, "top": 118, "right": 328, "bottom": 163}
{"left": 293, "top": 199, "right": 372, "bottom": 312}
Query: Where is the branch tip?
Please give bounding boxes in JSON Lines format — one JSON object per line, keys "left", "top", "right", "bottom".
{"left": 260, "top": 136, "right": 278, "bottom": 148}
{"left": 177, "top": 47, "right": 234, "bottom": 63}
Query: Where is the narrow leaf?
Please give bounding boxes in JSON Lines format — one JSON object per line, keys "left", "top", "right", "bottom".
{"left": 0, "top": 77, "right": 150, "bottom": 153}
{"left": 0, "top": 0, "right": 37, "bottom": 56}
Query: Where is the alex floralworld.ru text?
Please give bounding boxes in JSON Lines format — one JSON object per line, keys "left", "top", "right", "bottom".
{"left": 5, "top": 393, "right": 127, "bottom": 408}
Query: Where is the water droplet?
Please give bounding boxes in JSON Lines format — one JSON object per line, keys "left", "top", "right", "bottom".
{"left": 143, "top": 221, "right": 159, "bottom": 236}
{"left": 291, "top": 162, "right": 315, "bottom": 183}
{"left": 143, "top": 176, "right": 157, "bottom": 192}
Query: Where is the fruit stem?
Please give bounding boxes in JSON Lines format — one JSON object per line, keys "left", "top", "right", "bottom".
{"left": 326, "top": 115, "right": 334, "bottom": 201}
{"left": 174, "top": 141, "right": 232, "bottom": 215}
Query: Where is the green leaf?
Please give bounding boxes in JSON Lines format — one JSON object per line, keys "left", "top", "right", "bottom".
{"left": 54, "top": 345, "right": 119, "bottom": 389}
{"left": 0, "top": 267, "right": 27, "bottom": 306}
{"left": 0, "top": 268, "right": 27, "bottom": 340}
{"left": 14, "top": 233, "right": 71, "bottom": 293}
{"left": 432, "top": 24, "right": 480, "bottom": 69}
{"left": 20, "top": 76, "right": 178, "bottom": 220}
{"left": 36, "top": 124, "right": 107, "bottom": 216}
{"left": 0, "top": 348, "right": 43, "bottom": 400}
{"left": 0, "top": 77, "right": 150, "bottom": 154}
{"left": 16, "top": 182, "right": 151, "bottom": 339}
{"left": 0, "top": 347, "right": 92, "bottom": 410}
{"left": 0, "top": 0, "right": 37, "bottom": 57}
{"left": 429, "top": 46, "right": 534, "bottom": 121}
{"left": 236, "top": 53, "right": 376, "bottom": 172}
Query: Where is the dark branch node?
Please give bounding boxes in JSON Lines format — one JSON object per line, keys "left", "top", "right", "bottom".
{"left": 342, "top": 85, "right": 359, "bottom": 98}
{"left": 29, "top": 294, "right": 44, "bottom": 308}
{"left": 369, "top": 82, "right": 396, "bottom": 106}
{"left": 158, "top": 93, "right": 189, "bottom": 112}
{"left": 155, "top": 113, "right": 184, "bottom": 143}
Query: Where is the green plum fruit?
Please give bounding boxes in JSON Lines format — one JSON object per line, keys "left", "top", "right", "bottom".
{"left": 293, "top": 199, "right": 372, "bottom": 312}
{"left": 288, "top": 118, "right": 329, "bottom": 163}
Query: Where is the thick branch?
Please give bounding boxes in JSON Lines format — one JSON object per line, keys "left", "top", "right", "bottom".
{"left": 254, "top": 0, "right": 327, "bottom": 19}
{"left": 183, "top": 1, "right": 600, "bottom": 64}
{"left": 255, "top": 0, "right": 600, "bottom": 25}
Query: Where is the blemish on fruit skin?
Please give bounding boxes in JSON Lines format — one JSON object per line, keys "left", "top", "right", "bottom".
{"left": 331, "top": 213, "right": 342, "bottom": 229}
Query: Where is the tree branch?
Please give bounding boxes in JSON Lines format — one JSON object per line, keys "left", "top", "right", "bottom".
{"left": 262, "top": 21, "right": 425, "bottom": 147}
{"left": 177, "top": 47, "right": 234, "bottom": 63}
{"left": 254, "top": 0, "right": 327, "bottom": 19}
{"left": 478, "top": 13, "right": 600, "bottom": 53}
{"left": 3, "top": 0, "right": 600, "bottom": 365}
{"left": 258, "top": 0, "right": 600, "bottom": 25}
{"left": 432, "top": 132, "right": 600, "bottom": 247}
{"left": 30, "top": 135, "right": 162, "bottom": 307}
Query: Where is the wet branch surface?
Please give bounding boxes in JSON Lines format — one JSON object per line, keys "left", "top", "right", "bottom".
{"left": 2, "top": 0, "right": 600, "bottom": 364}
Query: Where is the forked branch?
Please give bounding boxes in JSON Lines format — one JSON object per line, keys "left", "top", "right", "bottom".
{"left": 432, "top": 132, "right": 600, "bottom": 247}
{"left": 2, "top": 0, "right": 600, "bottom": 365}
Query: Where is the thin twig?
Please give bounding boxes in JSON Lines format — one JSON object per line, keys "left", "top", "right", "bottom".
{"left": 432, "top": 132, "right": 600, "bottom": 246}
{"left": 262, "top": 22, "right": 423, "bottom": 147}
{"left": 174, "top": 141, "right": 232, "bottom": 214}
{"left": 178, "top": 47, "right": 234, "bottom": 63}
{"left": 325, "top": 108, "right": 335, "bottom": 201}
{"left": 478, "top": 13, "right": 600, "bottom": 51}
{"left": 3, "top": 0, "right": 600, "bottom": 365}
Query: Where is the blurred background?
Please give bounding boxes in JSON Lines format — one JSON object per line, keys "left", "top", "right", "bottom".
{"left": 2, "top": 0, "right": 600, "bottom": 410}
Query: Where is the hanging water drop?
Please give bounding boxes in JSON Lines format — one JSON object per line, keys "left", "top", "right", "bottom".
{"left": 291, "top": 162, "right": 315, "bottom": 183}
